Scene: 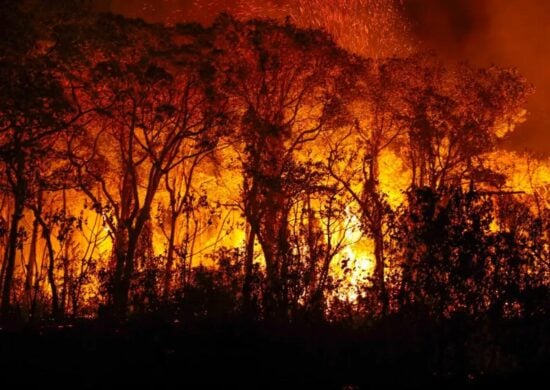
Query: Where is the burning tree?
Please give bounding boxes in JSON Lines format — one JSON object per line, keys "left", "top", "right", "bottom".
{"left": 0, "top": 4, "right": 546, "bottom": 328}
{"left": 62, "top": 15, "right": 227, "bottom": 317}
{"left": 209, "top": 15, "right": 355, "bottom": 318}
{"left": 0, "top": 30, "right": 84, "bottom": 318}
{"left": 392, "top": 56, "right": 531, "bottom": 191}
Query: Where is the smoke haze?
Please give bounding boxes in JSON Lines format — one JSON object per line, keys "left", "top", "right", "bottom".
{"left": 97, "top": 0, "right": 550, "bottom": 153}
{"left": 403, "top": 0, "right": 550, "bottom": 153}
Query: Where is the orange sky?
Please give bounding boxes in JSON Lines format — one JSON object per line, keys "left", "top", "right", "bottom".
{"left": 403, "top": 0, "right": 550, "bottom": 154}
{"left": 97, "top": 0, "right": 550, "bottom": 154}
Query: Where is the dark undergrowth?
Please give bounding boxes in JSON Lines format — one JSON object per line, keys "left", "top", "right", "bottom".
{"left": 1, "top": 313, "right": 548, "bottom": 389}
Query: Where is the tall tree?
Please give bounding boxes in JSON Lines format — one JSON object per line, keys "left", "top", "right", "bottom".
{"left": 327, "top": 58, "right": 407, "bottom": 314}
{"left": 65, "top": 16, "right": 226, "bottom": 317}
{"left": 210, "top": 15, "right": 353, "bottom": 318}
{"left": 395, "top": 56, "right": 531, "bottom": 190}
{"left": 0, "top": 58, "right": 78, "bottom": 317}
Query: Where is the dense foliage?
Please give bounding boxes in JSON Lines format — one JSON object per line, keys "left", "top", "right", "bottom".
{"left": 0, "top": 3, "right": 546, "bottom": 329}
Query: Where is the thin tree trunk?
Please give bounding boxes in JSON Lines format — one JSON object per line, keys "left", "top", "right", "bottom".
{"left": 113, "top": 211, "right": 149, "bottom": 318}
{"left": 44, "top": 229, "right": 60, "bottom": 320}
{"left": 364, "top": 151, "right": 388, "bottom": 315}
{"left": 30, "top": 251, "right": 45, "bottom": 321}
{"left": 185, "top": 216, "right": 199, "bottom": 288}
{"left": 242, "top": 225, "right": 256, "bottom": 317}
{"left": 25, "top": 218, "right": 39, "bottom": 307}
{"left": 34, "top": 218, "right": 60, "bottom": 320}
{"left": 1, "top": 196, "right": 24, "bottom": 318}
{"left": 162, "top": 214, "right": 177, "bottom": 302}
{"left": 111, "top": 225, "right": 130, "bottom": 319}
{"left": 60, "top": 190, "right": 70, "bottom": 317}
{"left": 61, "top": 244, "right": 69, "bottom": 318}
{"left": 373, "top": 228, "right": 387, "bottom": 315}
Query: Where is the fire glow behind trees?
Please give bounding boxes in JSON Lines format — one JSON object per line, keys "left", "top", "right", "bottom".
{"left": 0, "top": 1, "right": 549, "bottom": 388}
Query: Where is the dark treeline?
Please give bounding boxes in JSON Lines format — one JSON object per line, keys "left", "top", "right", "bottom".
{"left": 0, "top": 2, "right": 548, "bottom": 387}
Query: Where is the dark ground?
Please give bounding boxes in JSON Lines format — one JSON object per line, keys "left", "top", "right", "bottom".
{"left": 0, "top": 315, "right": 548, "bottom": 389}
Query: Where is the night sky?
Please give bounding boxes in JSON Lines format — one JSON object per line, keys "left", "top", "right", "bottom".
{"left": 96, "top": 0, "right": 550, "bottom": 154}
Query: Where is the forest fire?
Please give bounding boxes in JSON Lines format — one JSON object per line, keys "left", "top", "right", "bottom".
{"left": 0, "top": 1, "right": 549, "bottom": 388}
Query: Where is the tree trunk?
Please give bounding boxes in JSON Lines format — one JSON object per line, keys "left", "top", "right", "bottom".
{"left": 112, "top": 212, "right": 149, "bottom": 318}
{"left": 373, "top": 227, "right": 387, "bottom": 315}
{"left": 60, "top": 190, "right": 70, "bottom": 317}
{"left": 257, "top": 207, "right": 291, "bottom": 321}
{"left": 111, "top": 227, "right": 129, "bottom": 319}
{"left": 61, "top": 241, "right": 69, "bottom": 318}
{"left": 30, "top": 192, "right": 61, "bottom": 320}
{"left": 365, "top": 153, "right": 388, "bottom": 315}
{"left": 242, "top": 225, "right": 256, "bottom": 317}
{"left": 258, "top": 235, "right": 280, "bottom": 318}
{"left": 162, "top": 213, "right": 177, "bottom": 302}
{"left": 25, "top": 217, "right": 39, "bottom": 307}
{"left": 42, "top": 226, "right": 60, "bottom": 320}
{"left": 1, "top": 195, "right": 24, "bottom": 318}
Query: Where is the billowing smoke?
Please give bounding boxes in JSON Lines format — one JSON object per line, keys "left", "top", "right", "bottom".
{"left": 403, "top": 0, "right": 550, "bottom": 154}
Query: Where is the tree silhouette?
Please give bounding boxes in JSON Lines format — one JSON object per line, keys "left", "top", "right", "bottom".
{"left": 209, "top": 15, "right": 354, "bottom": 318}
{"left": 394, "top": 56, "right": 531, "bottom": 190}
{"left": 63, "top": 15, "right": 227, "bottom": 317}
{"left": 0, "top": 54, "right": 81, "bottom": 317}
{"left": 0, "top": 7, "right": 546, "bottom": 343}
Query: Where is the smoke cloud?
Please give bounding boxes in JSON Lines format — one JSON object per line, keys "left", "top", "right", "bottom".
{"left": 402, "top": 0, "right": 550, "bottom": 154}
